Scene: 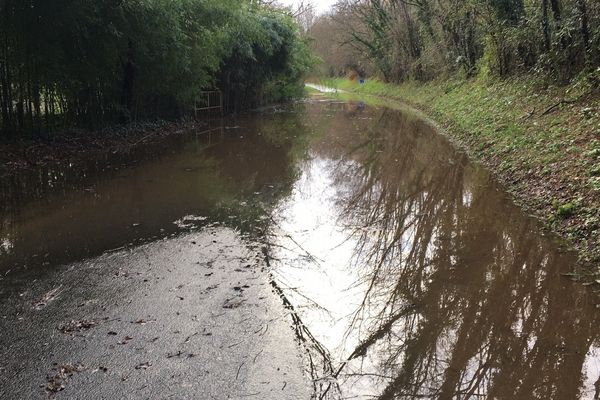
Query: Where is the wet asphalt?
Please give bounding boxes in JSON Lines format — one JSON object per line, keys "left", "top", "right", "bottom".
{"left": 0, "top": 228, "right": 310, "bottom": 399}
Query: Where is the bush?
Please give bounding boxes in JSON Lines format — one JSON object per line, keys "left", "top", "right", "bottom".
{"left": 0, "top": 0, "right": 313, "bottom": 138}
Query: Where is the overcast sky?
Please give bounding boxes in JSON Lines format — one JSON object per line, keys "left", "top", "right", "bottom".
{"left": 278, "top": 0, "right": 337, "bottom": 15}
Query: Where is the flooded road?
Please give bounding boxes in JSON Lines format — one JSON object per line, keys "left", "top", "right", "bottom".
{"left": 1, "top": 95, "right": 599, "bottom": 399}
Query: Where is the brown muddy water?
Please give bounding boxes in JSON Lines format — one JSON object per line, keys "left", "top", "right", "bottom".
{"left": 1, "top": 95, "right": 599, "bottom": 399}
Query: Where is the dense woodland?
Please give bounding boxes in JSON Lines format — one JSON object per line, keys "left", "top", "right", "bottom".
{"left": 2, "top": 0, "right": 598, "bottom": 140}
{"left": 310, "top": 0, "right": 600, "bottom": 84}
{"left": 0, "top": 0, "right": 312, "bottom": 139}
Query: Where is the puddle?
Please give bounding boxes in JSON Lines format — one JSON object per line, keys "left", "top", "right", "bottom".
{"left": 0, "top": 98, "right": 598, "bottom": 399}
{"left": 269, "top": 102, "right": 600, "bottom": 399}
{"left": 0, "top": 113, "right": 311, "bottom": 276}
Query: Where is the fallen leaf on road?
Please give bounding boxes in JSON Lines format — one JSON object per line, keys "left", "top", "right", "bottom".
{"left": 45, "top": 364, "right": 85, "bottom": 395}
{"left": 223, "top": 297, "right": 246, "bottom": 309}
{"left": 58, "top": 319, "right": 97, "bottom": 335}
{"left": 135, "top": 362, "right": 152, "bottom": 370}
{"left": 132, "top": 318, "right": 155, "bottom": 325}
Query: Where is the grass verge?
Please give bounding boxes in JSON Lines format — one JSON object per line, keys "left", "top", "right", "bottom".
{"left": 316, "top": 76, "right": 600, "bottom": 272}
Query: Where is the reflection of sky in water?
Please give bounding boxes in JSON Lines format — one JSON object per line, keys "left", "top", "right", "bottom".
{"left": 271, "top": 155, "right": 379, "bottom": 397}
{"left": 584, "top": 347, "right": 600, "bottom": 397}
{"left": 272, "top": 153, "right": 438, "bottom": 398}
{"left": 272, "top": 155, "right": 365, "bottom": 351}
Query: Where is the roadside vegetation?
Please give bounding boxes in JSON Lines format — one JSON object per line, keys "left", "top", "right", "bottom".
{"left": 311, "top": 0, "right": 599, "bottom": 83}
{"left": 0, "top": 0, "right": 313, "bottom": 140}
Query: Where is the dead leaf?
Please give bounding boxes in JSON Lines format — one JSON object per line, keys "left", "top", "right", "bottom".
{"left": 58, "top": 319, "right": 97, "bottom": 335}
{"left": 135, "top": 362, "right": 152, "bottom": 370}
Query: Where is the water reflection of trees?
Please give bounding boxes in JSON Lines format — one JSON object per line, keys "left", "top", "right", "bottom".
{"left": 335, "top": 109, "right": 600, "bottom": 399}
{"left": 0, "top": 105, "right": 314, "bottom": 273}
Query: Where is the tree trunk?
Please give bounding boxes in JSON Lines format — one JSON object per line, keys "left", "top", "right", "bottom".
{"left": 120, "top": 41, "right": 136, "bottom": 123}
{"left": 549, "top": 0, "right": 561, "bottom": 22}
{"left": 542, "top": 0, "right": 550, "bottom": 52}
{"left": 0, "top": 56, "right": 10, "bottom": 137}
{"left": 576, "top": 0, "right": 591, "bottom": 65}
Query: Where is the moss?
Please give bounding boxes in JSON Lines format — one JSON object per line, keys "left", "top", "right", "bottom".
{"left": 556, "top": 202, "right": 577, "bottom": 218}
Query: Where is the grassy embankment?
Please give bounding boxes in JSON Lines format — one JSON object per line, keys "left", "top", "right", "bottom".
{"left": 317, "top": 76, "right": 600, "bottom": 273}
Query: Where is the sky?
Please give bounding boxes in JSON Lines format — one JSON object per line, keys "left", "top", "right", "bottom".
{"left": 278, "top": 0, "right": 337, "bottom": 15}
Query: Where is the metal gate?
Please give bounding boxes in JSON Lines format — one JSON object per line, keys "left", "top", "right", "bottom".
{"left": 194, "top": 91, "right": 223, "bottom": 118}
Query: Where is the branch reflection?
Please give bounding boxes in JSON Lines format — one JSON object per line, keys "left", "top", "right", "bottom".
{"left": 330, "top": 106, "right": 600, "bottom": 399}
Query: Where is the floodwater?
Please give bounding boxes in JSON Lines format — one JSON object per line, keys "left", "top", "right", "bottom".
{"left": 1, "top": 95, "right": 599, "bottom": 399}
